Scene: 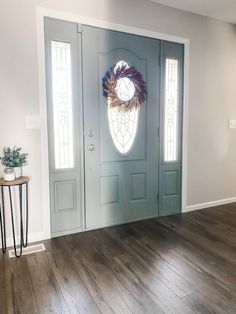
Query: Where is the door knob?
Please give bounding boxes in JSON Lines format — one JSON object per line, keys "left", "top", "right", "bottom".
{"left": 88, "top": 144, "right": 96, "bottom": 151}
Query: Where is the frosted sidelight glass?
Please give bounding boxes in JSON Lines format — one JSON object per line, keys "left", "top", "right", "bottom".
{"left": 108, "top": 105, "right": 139, "bottom": 154}
{"left": 164, "top": 58, "right": 179, "bottom": 162}
{"left": 51, "top": 41, "right": 74, "bottom": 169}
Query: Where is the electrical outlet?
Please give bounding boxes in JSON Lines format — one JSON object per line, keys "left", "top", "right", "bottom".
{"left": 25, "top": 115, "right": 41, "bottom": 129}
{"left": 228, "top": 119, "right": 236, "bottom": 129}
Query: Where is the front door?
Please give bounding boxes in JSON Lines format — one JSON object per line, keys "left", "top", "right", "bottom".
{"left": 45, "top": 18, "right": 184, "bottom": 236}
{"left": 82, "top": 26, "right": 160, "bottom": 229}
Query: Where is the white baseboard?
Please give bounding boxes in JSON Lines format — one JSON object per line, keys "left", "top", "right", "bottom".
{"left": 184, "top": 197, "right": 236, "bottom": 213}
{"left": 0, "top": 231, "right": 50, "bottom": 250}
{"left": 52, "top": 227, "right": 82, "bottom": 238}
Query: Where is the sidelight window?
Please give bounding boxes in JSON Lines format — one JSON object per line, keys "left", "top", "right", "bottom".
{"left": 164, "top": 58, "right": 179, "bottom": 162}
{"left": 51, "top": 41, "right": 74, "bottom": 169}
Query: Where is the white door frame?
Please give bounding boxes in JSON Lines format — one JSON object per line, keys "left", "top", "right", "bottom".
{"left": 36, "top": 6, "right": 190, "bottom": 239}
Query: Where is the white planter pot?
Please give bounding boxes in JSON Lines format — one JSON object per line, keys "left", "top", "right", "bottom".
{"left": 14, "top": 167, "right": 22, "bottom": 179}
{"left": 4, "top": 168, "right": 15, "bottom": 181}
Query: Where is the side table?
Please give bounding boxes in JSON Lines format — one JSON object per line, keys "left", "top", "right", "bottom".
{"left": 0, "top": 176, "right": 30, "bottom": 257}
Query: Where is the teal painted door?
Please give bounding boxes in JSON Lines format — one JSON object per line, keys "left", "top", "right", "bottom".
{"left": 45, "top": 18, "right": 184, "bottom": 235}
{"left": 82, "top": 26, "right": 160, "bottom": 229}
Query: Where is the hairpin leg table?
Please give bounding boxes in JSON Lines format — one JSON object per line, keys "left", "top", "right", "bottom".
{"left": 0, "top": 176, "right": 30, "bottom": 258}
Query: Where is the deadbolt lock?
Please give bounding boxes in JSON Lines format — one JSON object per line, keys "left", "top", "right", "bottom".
{"left": 87, "top": 130, "right": 95, "bottom": 137}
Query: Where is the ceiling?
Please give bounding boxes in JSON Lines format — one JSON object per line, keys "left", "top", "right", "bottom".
{"left": 149, "top": 0, "right": 236, "bottom": 24}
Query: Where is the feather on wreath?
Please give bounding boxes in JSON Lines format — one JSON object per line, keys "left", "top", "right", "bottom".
{"left": 103, "top": 63, "right": 147, "bottom": 112}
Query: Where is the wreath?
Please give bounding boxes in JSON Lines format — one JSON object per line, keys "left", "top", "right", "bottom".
{"left": 103, "top": 63, "right": 147, "bottom": 112}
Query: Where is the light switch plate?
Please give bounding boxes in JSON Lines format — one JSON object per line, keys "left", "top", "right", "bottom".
{"left": 228, "top": 119, "right": 236, "bottom": 129}
{"left": 25, "top": 115, "right": 41, "bottom": 129}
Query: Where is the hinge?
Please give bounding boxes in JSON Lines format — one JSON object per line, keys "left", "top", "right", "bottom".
{"left": 77, "top": 24, "right": 83, "bottom": 33}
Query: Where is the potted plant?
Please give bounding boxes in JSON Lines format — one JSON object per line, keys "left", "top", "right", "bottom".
{"left": 0, "top": 147, "right": 28, "bottom": 179}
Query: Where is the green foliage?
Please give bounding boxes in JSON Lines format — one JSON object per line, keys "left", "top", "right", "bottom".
{"left": 0, "top": 147, "right": 28, "bottom": 168}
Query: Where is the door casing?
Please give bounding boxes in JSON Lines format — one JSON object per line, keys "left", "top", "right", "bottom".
{"left": 36, "top": 7, "right": 189, "bottom": 240}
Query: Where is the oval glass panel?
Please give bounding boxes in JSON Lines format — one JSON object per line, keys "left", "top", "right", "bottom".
{"left": 116, "top": 77, "right": 135, "bottom": 101}
{"left": 108, "top": 61, "right": 139, "bottom": 154}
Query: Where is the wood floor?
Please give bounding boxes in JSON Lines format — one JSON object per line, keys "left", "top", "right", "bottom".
{"left": 1, "top": 204, "right": 236, "bottom": 313}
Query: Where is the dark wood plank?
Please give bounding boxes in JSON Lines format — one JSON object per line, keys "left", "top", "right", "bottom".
{"left": 201, "top": 204, "right": 236, "bottom": 228}
{"left": 3, "top": 256, "right": 38, "bottom": 314}
{"left": 71, "top": 229, "right": 194, "bottom": 313}
{"left": 1, "top": 203, "right": 236, "bottom": 313}
{"left": 47, "top": 246, "right": 100, "bottom": 313}
{"left": 182, "top": 291, "right": 224, "bottom": 314}
{"left": 0, "top": 255, "right": 7, "bottom": 314}
{"left": 66, "top": 232, "right": 161, "bottom": 313}
{"left": 104, "top": 227, "right": 197, "bottom": 298}
{"left": 113, "top": 253, "right": 194, "bottom": 313}
{"left": 157, "top": 215, "right": 236, "bottom": 268}
{"left": 26, "top": 253, "right": 69, "bottom": 314}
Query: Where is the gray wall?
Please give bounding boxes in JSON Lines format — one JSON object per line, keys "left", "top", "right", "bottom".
{"left": 1, "top": 0, "right": 236, "bottom": 240}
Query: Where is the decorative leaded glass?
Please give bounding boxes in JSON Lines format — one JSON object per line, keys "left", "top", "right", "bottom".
{"left": 108, "top": 61, "right": 139, "bottom": 154}
{"left": 116, "top": 77, "right": 135, "bottom": 101}
{"left": 51, "top": 41, "right": 74, "bottom": 169}
{"left": 164, "top": 58, "right": 179, "bottom": 162}
{"left": 114, "top": 61, "right": 136, "bottom": 102}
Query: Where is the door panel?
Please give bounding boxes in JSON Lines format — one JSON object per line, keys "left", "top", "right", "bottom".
{"left": 82, "top": 26, "right": 160, "bottom": 229}
{"left": 159, "top": 41, "right": 184, "bottom": 216}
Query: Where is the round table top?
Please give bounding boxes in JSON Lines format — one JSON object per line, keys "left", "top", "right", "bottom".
{"left": 0, "top": 176, "right": 30, "bottom": 186}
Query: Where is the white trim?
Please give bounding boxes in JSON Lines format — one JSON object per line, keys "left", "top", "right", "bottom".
{"left": 181, "top": 42, "right": 190, "bottom": 213}
{"left": 37, "top": 7, "right": 189, "bottom": 44}
{"left": 36, "top": 9, "right": 51, "bottom": 242}
{"left": 184, "top": 197, "right": 236, "bottom": 213}
{"left": 51, "top": 227, "right": 83, "bottom": 238}
{"left": 36, "top": 7, "right": 190, "bottom": 238}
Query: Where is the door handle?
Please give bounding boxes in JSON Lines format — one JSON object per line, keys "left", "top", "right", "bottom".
{"left": 88, "top": 144, "right": 96, "bottom": 151}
